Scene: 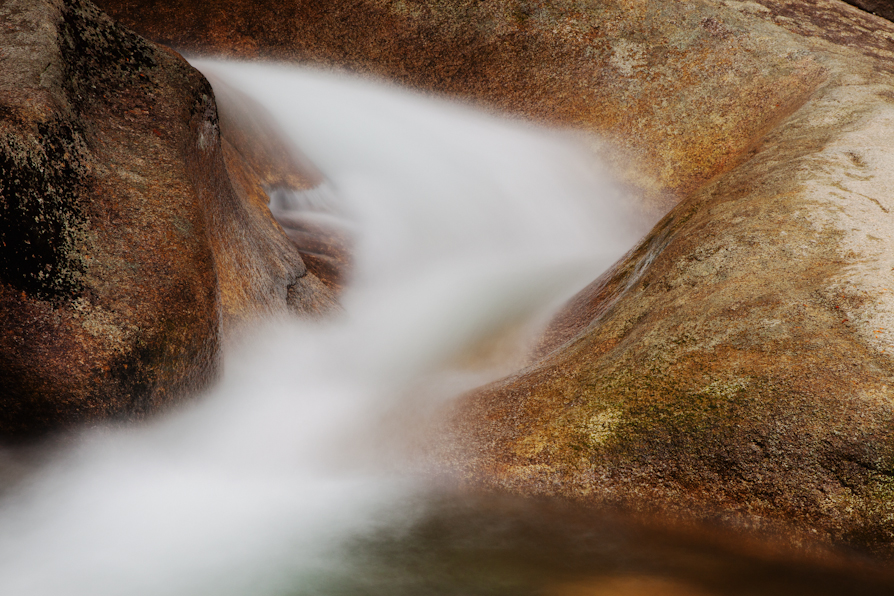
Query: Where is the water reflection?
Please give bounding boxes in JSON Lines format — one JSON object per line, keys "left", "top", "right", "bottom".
{"left": 310, "top": 493, "right": 894, "bottom": 596}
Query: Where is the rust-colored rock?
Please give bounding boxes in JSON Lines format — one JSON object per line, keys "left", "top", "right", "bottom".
{"left": 90, "top": 0, "right": 894, "bottom": 556}
{"left": 0, "top": 0, "right": 334, "bottom": 439}
{"left": 205, "top": 73, "right": 352, "bottom": 294}
{"left": 94, "top": 0, "right": 825, "bottom": 219}
{"left": 441, "top": 0, "right": 894, "bottom": 559}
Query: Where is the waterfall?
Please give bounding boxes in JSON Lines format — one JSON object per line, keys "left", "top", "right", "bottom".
{"left": 0, "top": 62, "right": 641, "bottom": 596}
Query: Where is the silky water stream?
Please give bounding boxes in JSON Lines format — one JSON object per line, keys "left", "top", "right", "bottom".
{"left": 0, "top": 62, "right": 891, "bottom": 596}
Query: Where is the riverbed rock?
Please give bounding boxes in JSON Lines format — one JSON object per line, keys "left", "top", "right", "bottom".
{"left": 95, "top": 0, "right": 826, "bottom": 219}
{"left": 443, "top": 0, "right": 894, "bottom": 558}
{"left": 205, "top": 73, "right": 353, "bottom": 294}
{"left": 0, "top": 0, "right": 334, "bottom": 438}
{"left": 841, "top": 0, "right": 894, "bottom": 22}
{"left": 91, "top": 0, "right": 894, "bottom": 555}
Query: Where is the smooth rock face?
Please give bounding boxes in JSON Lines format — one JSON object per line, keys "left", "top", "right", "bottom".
{"left": 444, "top": 1, "right": 894, "bottom": 557}
{"left": 0, "top": 0, "right": 333, "bottom": 438}
{"left": 92, "top": 0, "right": 894, "bottom": 554}
{"left": 205, "top": 73, "right": 352, "bottom": 294}
{"left": 95, "top": 0, "right": 824, "bottom": 219}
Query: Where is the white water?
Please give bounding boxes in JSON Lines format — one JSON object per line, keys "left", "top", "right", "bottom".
{"left": 0, "top": 63, "right": 643, "bottom": 595}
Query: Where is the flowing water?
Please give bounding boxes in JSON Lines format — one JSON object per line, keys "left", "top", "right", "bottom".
{"left": 0, "top": 63, "right": 891, "bottom": 596}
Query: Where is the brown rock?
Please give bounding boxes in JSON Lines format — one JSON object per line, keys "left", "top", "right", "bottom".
{"left": 0, "top": 0, "right": 334, "bottom": 439}
{"left": 838, "top": 0, "right": 894, "bottom": 24}
{"left": 206, "top": 73, "right": 353, "bottom": 294}
{"left": 443, "top": 0, "right": 894, "bottom": 558}
{"left": 93, "top": 0, "right": 824, "bottom": 219}
{"left": 90, "top": 0, "right": 894, "bottom": 555}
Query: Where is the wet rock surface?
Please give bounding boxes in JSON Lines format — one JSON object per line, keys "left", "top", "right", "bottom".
{"left": 0, "top": 0, "right": 334, "bottom": 438}
{"left": 96, "top": 0, "right": 827, "bottom": 219}
{"left": 69, "top": 0, "right": 894, "bottom": 556}
{"left": 443, "top": 1, "right": 894, "bottom": 558}
{"left": 204, "top": 73, "right": 353, "bottom": 294}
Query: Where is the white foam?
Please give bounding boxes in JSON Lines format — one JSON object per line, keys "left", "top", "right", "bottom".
{"left": 0, "top": 61, "right": 643, "bottom": 595}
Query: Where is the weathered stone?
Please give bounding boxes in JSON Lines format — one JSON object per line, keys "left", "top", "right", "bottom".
{"left": 441, "top": 1, "right": 894, "bottom": 558}
{"left": 90, "top": 0, "right": 894, "bottom": 556}
{"left": 206, "top": 73, "right": 352, "bottom": 294}
{"left": 94, "top": 0, "right": 824, "bottom": 219}
{"left": 841, "top": 0, "right": 894, "bottom": 23}
{"left": 0, "top": 0, "right": 334, "bottom": 438}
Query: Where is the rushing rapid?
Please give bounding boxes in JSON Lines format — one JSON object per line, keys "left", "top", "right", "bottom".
{"left": 0, "top": 62, "right": 642, "bottom": 595}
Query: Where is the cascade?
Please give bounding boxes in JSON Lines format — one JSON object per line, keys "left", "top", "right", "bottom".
{"left": 0, "top": 62, "right": 639, "bottom": 595}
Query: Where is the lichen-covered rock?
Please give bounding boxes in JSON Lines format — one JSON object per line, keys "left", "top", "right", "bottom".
{"left": 0, "top": 0, "right": 333, "bottom": 438}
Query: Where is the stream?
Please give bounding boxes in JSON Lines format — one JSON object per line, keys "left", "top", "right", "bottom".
{"left": 0, "top": 62, "right": 890, "bottom": 596}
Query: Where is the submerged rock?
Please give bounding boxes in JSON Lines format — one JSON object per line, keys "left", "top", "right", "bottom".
{"left": 91, "top": 0, "right": 894, "bottom": 555}
{"left": 0, "top": 0, "right": 334, "bottom": 438}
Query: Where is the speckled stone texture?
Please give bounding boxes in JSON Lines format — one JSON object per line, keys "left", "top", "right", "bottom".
{"left": 842, "top": 0, "right": 894, "bottom": 22}
{"left": 443, "top": 0, "right": 894, "bottom": 558}
{"left": 90, "top": 0, "right": 894, "bottom": 556}
{"left": 95, "top": 0, "right": 827, "bottom": 219}
{"left": 0, "top": 0, "right": 334, "bottom": 439}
